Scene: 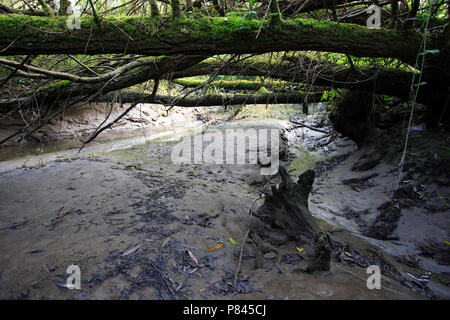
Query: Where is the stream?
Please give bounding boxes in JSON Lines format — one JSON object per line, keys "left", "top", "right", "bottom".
{"left": 0, "top": 104, "right": 449, "bottom": 299}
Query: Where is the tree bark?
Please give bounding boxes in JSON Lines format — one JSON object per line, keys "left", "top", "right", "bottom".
{"left": 96, "top": 91, "right": 322, "bottom": 106}
{"left": 256, "top": 168, "right": 332, "bottom": 272}
{"left": 269, "top": 0, "right": 282, "bottom": 25}
{"left": 0, "top": 15, "right": 423, "bottom": 63}
{"left": 170, "top": 0, "right": 184, "bottom": 18}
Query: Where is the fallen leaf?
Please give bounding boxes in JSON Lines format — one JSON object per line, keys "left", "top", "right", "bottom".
{"left": 199, "top": 288, "right": 205, "bottom": 293}
{"left": 208, "top": 242, "right": 224, "bottom": 251}
{"left": 296, "top": 247, "right": 305, "bottom": 253}
{"left": 175, "top": 282, "right": 184, "bottom": 292}
{"left": 189, "top": 268, "right": 198, "bottom": 274}
{"left": 187, "top": 250, "right": 199, "bottom": 264}
{"left": 444, "top": 240, "right": 450, "bottom": 246}
{"left": 122, "top": 244, "right": 141, "bottom": 256}
{"left": 229, "top": 237, "right": 238, "bottom": 245}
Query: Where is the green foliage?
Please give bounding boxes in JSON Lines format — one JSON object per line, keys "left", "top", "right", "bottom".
{"left": 288, "top": 148, "right": 316, "bottom": 175}
{"left": 173, "top": 77, "right": 304, "bottom": 92}
{"left": 35, "top": 80, "right": 71, "bottom": 92}
{"left": 243, "top": 11, "right": 258, "bottom": 20}
{"left": 321, "top": 89, "right": 344, "bottom": 103}
{"left": 381, "top": 95, "right": 396, "bottom": 104}
{"left": 234, "top": 104, "right": 300, "bottom": 120}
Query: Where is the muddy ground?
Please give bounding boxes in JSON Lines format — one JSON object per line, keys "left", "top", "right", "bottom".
{"left": 0, "top": 103, "right": 449, "bottom": 300}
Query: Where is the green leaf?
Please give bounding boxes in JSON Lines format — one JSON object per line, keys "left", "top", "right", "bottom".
{"left": 229, "top": 237, "right": 238, "bottom": 245}
{"left": 419, "top": 49, "right": 440, "bottom": 55}
{"left": 243, "top": 11, "right": 257, "bottom": 20}
{"left": 407, "top": 16, "right": 429, "bottom": 21}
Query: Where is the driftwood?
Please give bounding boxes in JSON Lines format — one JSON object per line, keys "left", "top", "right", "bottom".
{"left": 255, "top": 167, "right": 331, "bottom": 272}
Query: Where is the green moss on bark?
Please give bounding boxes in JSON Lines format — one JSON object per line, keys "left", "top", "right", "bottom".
{"left": 269, "top": 0, "right": 282, "bottom": 25}
{"left": 0, "top": 14, "right": 423, "bottom": 62}
{"left": 173, "top": 78, "right": 304, "bottom": 91}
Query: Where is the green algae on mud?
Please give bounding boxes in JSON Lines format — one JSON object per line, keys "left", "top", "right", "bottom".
{"left": 288, "top": 148, "right": 317, "bottom": 175}
{"left": 234, "top": 104, "right": 301, "bottom": 120}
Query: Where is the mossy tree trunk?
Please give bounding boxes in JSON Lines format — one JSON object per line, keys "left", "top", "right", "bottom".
{"left": 269, "top": 0, "right": 282, "bottom": 25}
{"left": 97, "top": 91, "right": 321, "bottom": 106}
{"left": 404, "top": 0, "right": 421, "bottom": 29}
{"left": 0, "top": 15, "right": 425, "bottom": 63}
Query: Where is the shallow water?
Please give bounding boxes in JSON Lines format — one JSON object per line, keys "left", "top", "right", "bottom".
{"left": 0, "top": 121, "right": 206, "bottom": 173}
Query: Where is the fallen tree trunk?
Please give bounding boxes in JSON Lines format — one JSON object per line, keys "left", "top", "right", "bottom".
{"left": 172, "top": 78, "right": 301, "bottom": 91}
{"left": 0, "top": 15, "right": 423, "bottom": 63}
{"left": 175, "top": 58, "right": 450, "bottom": 127}
{"left": 177, "top": 59, "right": 418, "bottom": 101}
{"left": 97, "top": 91, "right": 323, "bottom": 106}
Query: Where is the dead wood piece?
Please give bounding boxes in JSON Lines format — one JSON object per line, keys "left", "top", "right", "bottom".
{"left": 306, "top": 232, "right": 332, "bottom": 273}
{"left": 342, "top": 173, "right": 379, "bottom": 185}
{"left": 256, "top": 167, "right": 332, "bottom": 271}
{"left": 0, "top": 218, "right": 30, "bottom": 231}
{"left": 270, "top": 168, "right": 319, "bottom": 244}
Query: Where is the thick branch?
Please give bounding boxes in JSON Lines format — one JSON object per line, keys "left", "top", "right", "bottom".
{"left": 0, "top": 55, "right": 207, "bottom": 112}
{"left": 0, "top": 57, "right": 161, "bottom": 84}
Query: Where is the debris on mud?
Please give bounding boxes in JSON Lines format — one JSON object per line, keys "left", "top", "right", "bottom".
{"left": 333, "top": 241, "right": 435, "bottom": 299}
{"left": 352, "top": 154, "right": 381, "bottom": 172}
{"left": 341, "top": 173, "right": 378, "bottom": 191}
{"left": 395, "top": 255, "right": 422, "bottom": 268}
{"left": 280, "top": 253, "right": 304, "bottom": 264}
{"left": 418, "top": 240, "right": 450, "bottom": 266}
{"left": 211, "top": 274, "right": 254, "bottom": 296}
{"left": 363, "top": 201, "right": 401, "bottom": 240}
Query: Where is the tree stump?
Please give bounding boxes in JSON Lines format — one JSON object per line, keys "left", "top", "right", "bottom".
{"left": 255, "top": 167, "right": 331, "bottom": 272}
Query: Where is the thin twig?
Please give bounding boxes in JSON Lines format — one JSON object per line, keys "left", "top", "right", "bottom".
{"left": 290, "top": 118, "right": 330, "bottom": 134}
{"left": 233, "top": 228, "right": 250, "bottom": 286}
{"left": 77, "top": 78, "right": 160, "bottom": 152}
